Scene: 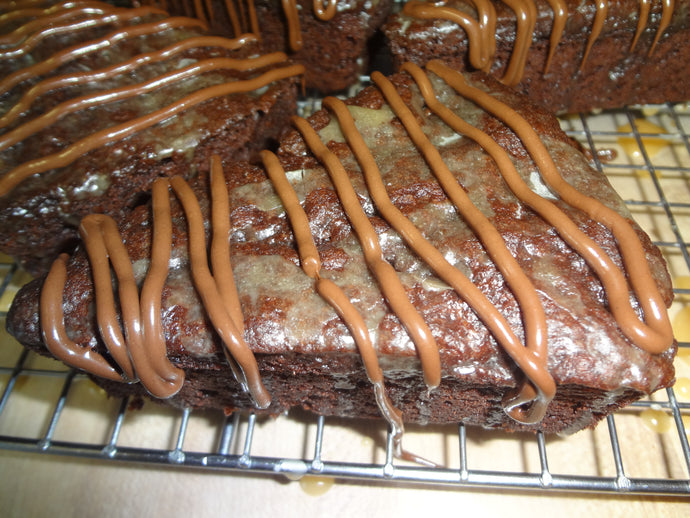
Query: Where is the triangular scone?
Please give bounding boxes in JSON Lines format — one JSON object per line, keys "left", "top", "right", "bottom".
{"left": 7, "top": 64, "right": 676, "bottom": 434}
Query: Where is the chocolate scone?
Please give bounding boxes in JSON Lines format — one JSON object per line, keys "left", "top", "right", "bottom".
{"left": 383, "top": 0, "right": 690, "bottom": 113}
{"left": 0, "top": 1, "right": 304, "bottom": 275}
{"left": 134, "top": 0, "right": 395, "bottom": 92}
{"left": 7, "top": 63, "right": 676, "bottom": 441}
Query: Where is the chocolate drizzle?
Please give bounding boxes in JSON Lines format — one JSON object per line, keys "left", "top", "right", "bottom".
{"left": 38, "top": 63, "right": 673, "bottom": 428}
{"left": 402, "top": 0, "right": 678, "bottom": 85}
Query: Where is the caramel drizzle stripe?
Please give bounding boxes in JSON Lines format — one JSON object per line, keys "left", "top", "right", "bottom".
{"left": 281, "top": 0, "right": 303, "bottom": 51}
{"left": 0, "top": 5, "right": 46, "bottom": 27}
{"left": 0, "top": 6, "right": 168, "bottom": 60}
{"left": 580, "top": 0, "right": 608, "bottom": 72}
{"left": 204, "top": 0, "right": 214, "bottom": 23}
{"left": 137, "top": 178, "right": 186, "bottom": 393}
{"left": 78, "top": 214, "right": 137, "bottom": 382}
{"left": 247, "top": 0, "right": 259, "bottom": 37}
{"left": 372, "top": 69, "right": 550, "bottom": 396}
{"left": 169, "top": 174, "right": 272, "bottom": 409}
{"left": 223, "top": 0, "right": 243, "bottom": 36}
{"left": 500, "top": 0, "right": 537, "bottom": 86}
{"left": 261, "top": 150, "right": 401, "bottom": 455}
{"left": 543, "top": 0, "right": 567, "bottom": 73}
{"left": 40, "top": 253, "right": 123, "bottom": 382}
{"left": 140, "top": 0, "right": 328, "bottom": 46}
{"left": 323, "top": 90, "right": 555, "bottom": 423}
{"left": 262, "top": 147, "right": 383, "bottom": 384}
{"left": 0, "top": 53, "right": 289, "bottom": 152}
{"left": 402, "top": 1, "right": 495, "bottom": 72}
{"left": 192, "top": 0, "right": 208, "bottom": 24}
{"left": 3, "top": 0, "right": 47, "bottom": 9}
{"left": 0, "top": 34, "right": 257, "bottom": 131}
{"left": 79, "top": 210, "right": 185, "bottom": 399}
{"left": 403, "top": 0, "right": 676, "bottom": 82}
{"left": 208, "top": 155, "right": 253, "bottom": 390}
{"left": 290, "top": 115, "right": 443, "bottom": 390}
{"left": 261, "top": 149, "right": 436, "bottom": 465}
{"left": 0, "top": 0, "right": 49, "bottom": 19}
{"left": 0, "top": 16, "right": 208, "bottom": 96}
{"left": 0, "top": 62, "right": 305, "bottom": 197}
{"left": 631, "top": 0, "right": 650, "bottom": 52}
{"left": 0, "top": 2, "right": 111, "bottom": 45}
{"left": 650, "top": 0, "right": 675, "bottom": 55}
{"left": 238, "top": 0, "right": 250, "bottom": 34}
{"left": 427, "top": 60, "right": 674, "bottom": 353}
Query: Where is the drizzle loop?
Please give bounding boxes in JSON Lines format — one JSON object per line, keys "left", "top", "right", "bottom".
{"left": 170, "top": 163, "right": 271, "bottom": 409}
{"left": 429, "top": 60, "right": 673, "bottom": 354}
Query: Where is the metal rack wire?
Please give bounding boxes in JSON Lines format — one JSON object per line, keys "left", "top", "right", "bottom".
{"left": 1, "top": 101, "right": 690, "bottom": 496}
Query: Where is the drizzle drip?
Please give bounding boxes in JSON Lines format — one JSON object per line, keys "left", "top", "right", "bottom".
{"left": 41, "top": 253, "right": 124, "bottom": 383}
{"left": 40, "top": 160, "right": 271, "bottom": 406}
{"left": 631, "top": 0, "right": 650, "bottom": 52}
{"left": 650, "top": 0, "right": 675, "bottom": 55}
{"left": 581, "top": 0, "right": 609, "bottom": 72}
{"left": 393, "top": 63, "right": 555, "bottom": 422}
{"left": 543, "top": 0, "right": 567, "bottom": 73}
{"left": 402, "top": 0, "right": 677, "bottom": 84}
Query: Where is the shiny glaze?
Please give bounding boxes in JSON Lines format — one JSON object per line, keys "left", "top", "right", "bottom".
{"left": 402, "top": 0, "right": 677, "bottom": 85}
{"left": 35, "top": 55, "right": 673, "bottom": 423}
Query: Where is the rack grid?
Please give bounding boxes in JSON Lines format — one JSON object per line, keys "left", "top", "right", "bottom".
{"left": 1, "top": 100, "right": 690, "bottom": 496}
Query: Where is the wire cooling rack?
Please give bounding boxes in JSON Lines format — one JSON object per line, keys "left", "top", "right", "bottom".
{"left": 1, "top": 101, "right": 690, "bottom": 496}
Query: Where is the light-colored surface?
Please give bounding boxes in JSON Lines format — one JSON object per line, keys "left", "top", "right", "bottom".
{"left": 2, "top": 105, "right": 690, "bottom": 515}
{"left": 0, "top": 449, "right": 688, "bottom": 518}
